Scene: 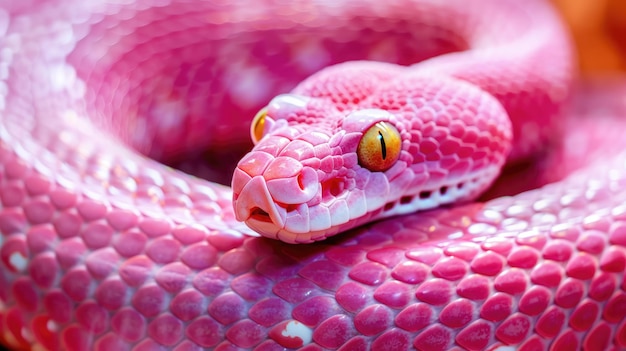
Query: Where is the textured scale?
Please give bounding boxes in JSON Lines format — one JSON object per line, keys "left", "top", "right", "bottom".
{"left": 0, "top": 0, "right": 625, "bottom": 351}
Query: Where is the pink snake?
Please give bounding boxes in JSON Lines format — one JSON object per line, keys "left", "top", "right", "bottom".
{"left": 1, "top": 0, "right": 625, "bottom": 350}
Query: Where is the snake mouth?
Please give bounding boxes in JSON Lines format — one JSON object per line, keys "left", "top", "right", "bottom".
{"left": 249, "top": 207, "right": 273, "bottom": 223}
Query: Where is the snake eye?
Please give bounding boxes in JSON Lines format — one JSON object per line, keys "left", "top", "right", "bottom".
{"left": 357, "top": 121, "right": 401, "bottom": 172}
{"left": 250, "top": 107, "right": 268, "bottom": 144}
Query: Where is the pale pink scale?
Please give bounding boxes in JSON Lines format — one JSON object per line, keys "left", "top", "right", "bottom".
{"left": 271, "top": 278, "right": 317, "bottom": 304}
{"left": 94, "top": 278, "right": 128, "bottom": 311}
{"left": 106, "top": 209, "right": 139, "bottom": 231}
{"left": 373, "top": 281, "right": 411, "bottom": 309}
{"left": 81, "top": 222, "right": 114, "bottom": 249}
{"left": 61, "top": 268, "right": 92, "bottom": 302}
{"left": 565, "top": 253, "right": 597, "bottom": 280}
{"left": 599, "top": 247, "right": 626, "bottom": 272}
{"left": 225, "top": 319, "right": 265, "bottom": 348}
{"left": 230, "top": 273, "right": 271, "bottom": 301}
{"left": 415, "top": 279, "right": 451, "bottom": 306}
{"left": 77, "top": 199, "right": 108, "bottom": 221}
{"left": 76, "top": 301, "right": 109, "bottom": 335}
{"left": 337, "top": 337, "right": 368, "bottom": 351}
{"left": 0, "top": 183, "right": 25, "bottom": 207}
{"left": 431, "top": 257, "right": 469, "bottom": 281}
{"left": 113, "top": 230, "right": 148, "bottom": 258}
{"left": 12, "top": 277, "right": 39, "bottom": 312}
{"left": 312, "top": 314, "right": 354, "bottom": 349}
{"left": 148, "top": 314, "right": 184, "bottom": 346}
{"left": 207, "top": 292, "right": 246, "bottom": 326}
{"left": 535, "top": 305, "right": 566, "bottom": 338}
{"left": 146, "top": 237, "right": 181, "bottom": 264}
{"left": 372, "top": 329, "right": 411, "bottom": 351}
{"left": 132, "top": 284, "right": 166, "bottom": 317}
{"left": 588, "top": 272, "right": 616, "bottom": 301}
{"left": 138, "top": 218, "right": 172, "bottom": 238}
{"left": 94, "top": 333, "right": 131, "bottom": 351}
{"left": 531, "top": 261, "right": 565, "bottom": 287}
{"left": 413, "top": 324, "right": 451, "bottom": 351}
{"left": 518, "top": 285, "right": 552, "bottom": 316}
{"left": 298, "top": 260, "right": 345, "bottom": 291}
{"left": 438, "top": 299, "right": 474, "bottom": 328}
{"left": 217, "top": 248, "right": 255, "bottom": 275}
{"left": 44, "top": 290, "right": 73, "bottom": 324}
{"left": 480, "top": 292, "right": 514, "bottom": 322}
{"left": 551, "top": 330, "right": 579, "bottom": 350}
{"left": 28, "top": 253, "right": 58, "bottom": 288}
{"left": 185, "top": 317, "right": 222, "bottom": 348}
{"left": 111, "top": 307, "right": 147, "bottom": 342}
{"left": 554, "top": 278, "right": 585, "bottom": 308}
{"left": 354, "top": 304, "right": 393, "bottom": 336}
{"left": 455, "top": 275, "right": 491, "bottom": 300}
{"left": 603, "top": 293, "right": 626, "bottom": 323}
{"left": 171, "top": 225, "right": 207, "bottom": 245}
{"left": 470, "top": 251, "right": 504, "bottom": 276}
{"left": 180, "top": 243, "right": 217, "bottom": 270}
{"left": 61, "top": 325, "right": 92, "bottom": 351}
{"left": 119, "top": 255, "right": 153, "bottom": 287}
{"left": 85, "top": 248, "right": 119, "bottom": 279}
{"left": 292, "top": 296, "right": 341, "bottom": 327}
{"left": 454, "top": 321, "right": 492, "bottom": 351}
{"left": 569, "top": 299, "right": 600, "bottom": 331}
{"left": 23, "top": 199, "right": 55, "bottom": 224}
{"left": 494, "top": 313, "right": 532, "bottom": 345}
{"left": 348, "top": 261, "right": 388, "bottom": 286}
{"left": 583, "top": 323, "right": 613, "bottom": 351}
{"left": 391, "top": 261, "right": 429, "bottom": 284}
{"left": 53, "top": 212, "right": 82, "bottom": 238}
{"left": 394, "top": 303, "right": 433, "bottom": 332}
{"left": 248, "top": 298, "right": 290, "bottom": 327}
{"left": 155, "top": 262, "right": 190, "bottom": 293}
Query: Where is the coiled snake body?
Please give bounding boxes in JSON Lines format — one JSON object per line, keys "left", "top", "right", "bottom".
{"left": 0, "top": 0, "right": 625, "bottom": 350}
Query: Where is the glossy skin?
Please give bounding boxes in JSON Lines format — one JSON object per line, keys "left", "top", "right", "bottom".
{"left": 1, "top": 1, "right": 626, "bottom": 351}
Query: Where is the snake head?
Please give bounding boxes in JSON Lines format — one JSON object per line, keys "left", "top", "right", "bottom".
{"left": 232, "top": 93, "right": 396, "bottom": 243}
{"left": 232, "top": 63, "right": 512, "bottom": 243}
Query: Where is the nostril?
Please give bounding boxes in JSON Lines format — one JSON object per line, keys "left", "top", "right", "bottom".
{"left": 297, "top": 173, "right": 305, "bottom": 191}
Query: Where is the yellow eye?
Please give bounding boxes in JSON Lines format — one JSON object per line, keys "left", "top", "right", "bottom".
{"left": 250, "top": 107, "right": 268, "bottom": 144}
{"left": 357, "top": 122, "right": 401, "bottom": 172}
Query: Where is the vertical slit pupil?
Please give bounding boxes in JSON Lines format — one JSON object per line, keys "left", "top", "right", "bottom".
{"left": 378, "top": 131, "right": 387, "bottom": 160}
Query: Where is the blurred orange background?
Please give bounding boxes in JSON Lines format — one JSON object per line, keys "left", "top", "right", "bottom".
{"left": 552, "top": 0, "right": 626, "bottom": 73}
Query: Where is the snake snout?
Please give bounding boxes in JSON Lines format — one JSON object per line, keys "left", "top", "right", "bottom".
{"left": 234, "top": 175, "right": 286, "bottom": 236}
{"left": 233, "top": 163, "right": 320, "bottom": 238}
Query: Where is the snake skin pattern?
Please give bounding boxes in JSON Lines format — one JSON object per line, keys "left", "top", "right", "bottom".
{"left": 0, "top": 0, "right": 625, "bottom": 350}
